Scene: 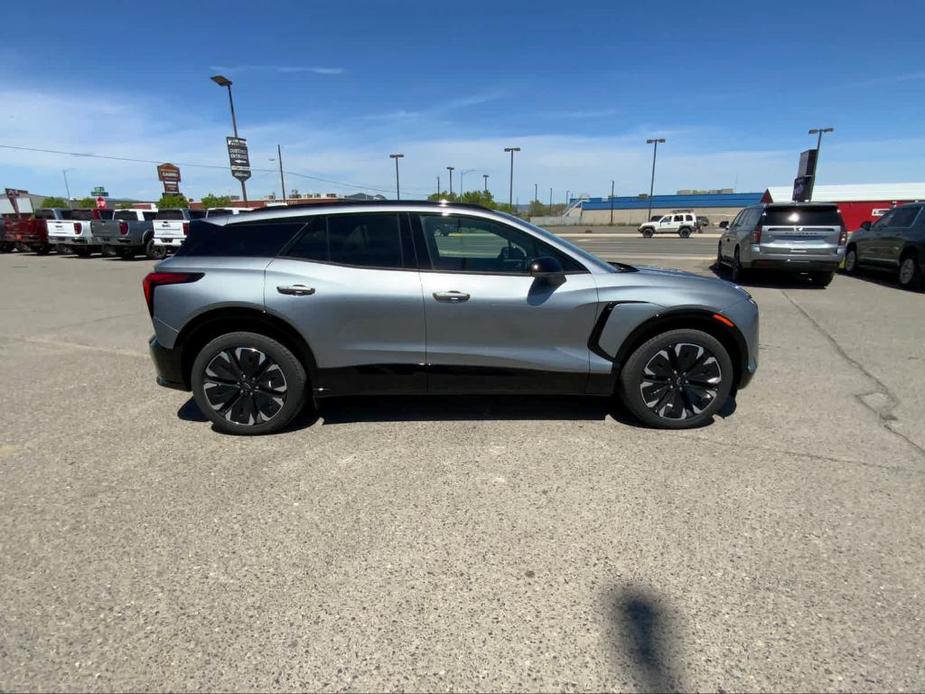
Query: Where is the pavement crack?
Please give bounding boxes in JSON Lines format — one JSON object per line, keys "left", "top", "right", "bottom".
{"left": 781, "top": 290, "right": 925, "bottom": 460}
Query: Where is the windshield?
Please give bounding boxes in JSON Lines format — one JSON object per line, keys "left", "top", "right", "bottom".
{"left": 500, "top": 213, "right": 618, "bottom": 273}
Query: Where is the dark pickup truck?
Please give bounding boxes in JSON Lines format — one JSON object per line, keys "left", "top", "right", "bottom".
{"left": 92, "top": 208, "right": 158, "bottom": 259}
{"left": 0, "top": 208, "right": 65, "bottom": 254}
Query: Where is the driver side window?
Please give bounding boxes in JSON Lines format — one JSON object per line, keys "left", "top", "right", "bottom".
{"left": 417, "top": 213, "right": 584, "bottom": 274}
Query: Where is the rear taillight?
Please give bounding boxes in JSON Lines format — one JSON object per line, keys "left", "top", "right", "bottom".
{"left": 119, "top": 221, "right": 129, "bottom": 235}
{"left": 142, "top": 272, "right": 203, "bottom": 317}
{"left": 73, "top": 223, "right": 81, "bottom": 235}
{"left": 182, "top": 222, "right": 190, "bottom": 236}
{"left": 838, "top": 226, "right": 847, "bottom": 245}
{"left": 751, "top": 221, "right": 761, "bottom": 244}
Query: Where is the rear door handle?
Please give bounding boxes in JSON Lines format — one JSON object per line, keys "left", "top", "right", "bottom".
{"left": 277, "top": 284, "right": 315, "bottom": 296}
{"left": 433, "top": 290, "right": 470, "bottom": 303}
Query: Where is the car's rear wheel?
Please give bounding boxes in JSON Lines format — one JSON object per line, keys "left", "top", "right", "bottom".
{"left": 191, "top": 331, "right": 307, "bottom": 435}
{"left": 715, "top": 241, "right": 724, "bottom": 266}
{"left": 149, "top": 243, "right": 167, "bottom": 260}
{"left": 73, "top": 247, "right": 91, "bottom": 257}
{"left": 810, "top": 270, "right": 834, "bottom": 287}
{"left": 898, "top": 253, "right": 921, "bottom": 290}
{"left": 843, "top": 246, "right": 859, "bottom": 275}
{"left": 618, "top": 328, "right": 734, "bottom": 429}
{"left": 730, "top": 247, "right": 746, "bottom": 283}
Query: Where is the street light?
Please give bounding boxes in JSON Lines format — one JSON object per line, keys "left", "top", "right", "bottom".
{"left": 210, "top": 74, "right": 248, "bottom": 203}
{"left": 609, "top": 179, "right": 615, "bottom": 226}
{"left": 446, "top": 166, "right": 455, "bottom": 195}
{"left": 389, "top": 153, "right": 404, "bottom": 200}
{"left": 645, "top": 138, "right": 666, "bottom": 224}
{"left": 808, "top": 127, "right": 834, "bottom": 185}
{"left": 483, "top": 173, "right": 489, "bottom": 193}
{"left": 504, "top": 147, "right": 520, "bottom": 207}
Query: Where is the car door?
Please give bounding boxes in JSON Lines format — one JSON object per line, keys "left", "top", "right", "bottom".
{"left": 413, "top": 212, "right": 600, "bottom": 394}
{"left": 856, "top": 210, "right": 893, "bottom": 265}
{"left": 879, "top": 206, "right": 921, "bottom": 267}
{"left": 659, "top": 215, "right": 676, "bottom": 233}
{"left": 723, "top": 210, "right": 745, "bottom": 258}
{"left": 263, "top": 212, "right": 427, "bottom": 395}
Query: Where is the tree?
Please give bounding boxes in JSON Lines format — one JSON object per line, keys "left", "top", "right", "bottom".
{"left": 200, "top": 193, "right": 232, "bottom": 208}
{"left": 76, "top": 196, "right": 98, "bottom": 209}
{"left": 158, "top": 193, "right": 189, "bottom": 208}
{"left": 40, "top": 196, "right": 68, "bottom": 208}
{"left": 117, "top": 202, "right": 136, "bottom": 209}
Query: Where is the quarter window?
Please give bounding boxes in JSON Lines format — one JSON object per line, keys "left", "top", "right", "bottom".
{"left": 889, "top": 206, "right": 920, "bottom": 227}
{"left": 418, "top": 213, "right": 584, "bottom": 274}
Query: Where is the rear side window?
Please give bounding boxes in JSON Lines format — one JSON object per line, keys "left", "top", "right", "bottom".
{"left": 156, "top": 209, "right": 184, "bottom": 220}
{"left": 190, "top": 210, "right": 207, "bottom": 219}
{"left": 60, "top": 209, "right": 95, "bottom": 221}
{"left": 34, "top": 209, "right": 56, "bottom": 220}
{"left": 175, "top": 220, "right": 305, "bottom": 257}
{"left": 761, "top": 206, "right": 843, "bottom": 226}
{"left": 888, "top": 206, "right": 920, "bottom": 227}
{"left": 143, "top": 211, "right": 158, "bottom": 221}
{"left": 114, "top": 211, "right": 138, "bottom": 221}
{"left": 286, "top": 213, "right": 404, "bottom": 269}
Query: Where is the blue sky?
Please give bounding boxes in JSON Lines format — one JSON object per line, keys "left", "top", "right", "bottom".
{"left": 1, "top": 0, "right": 924, "bottom": 202}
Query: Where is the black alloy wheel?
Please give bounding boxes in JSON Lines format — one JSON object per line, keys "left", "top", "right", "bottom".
{"left": 619, "top": 328, "right": 733, "bottom": 429}
{"left": 191, "top": 331, "right": 307, "bottom": 435}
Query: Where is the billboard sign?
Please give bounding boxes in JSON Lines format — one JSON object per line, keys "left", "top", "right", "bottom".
{"left": 5, "top": 188, "right": 29, "bottom": 216}
{"left": 226, "top": 137, "right": 252, "bottom": 182}
{"left": 798, "top": 149, "right": 818, "bottom": 178}
{"left": 157, "top": 163, "right": 181, "bottom": 196}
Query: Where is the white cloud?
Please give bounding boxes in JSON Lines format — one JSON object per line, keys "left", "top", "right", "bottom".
{"left": 209, "top": 64, "right": 345, "bottom": 75}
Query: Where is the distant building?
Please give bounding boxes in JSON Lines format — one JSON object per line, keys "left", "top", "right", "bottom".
{"left": 536, "top": 192, "right": 763, "bottom": 226}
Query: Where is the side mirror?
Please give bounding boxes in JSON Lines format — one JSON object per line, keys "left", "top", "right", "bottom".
{"left": 529, "top": 256, "right": 566, "bottom": 286}
{"left": 860, "top": 221, "right": 871, "bottom": 230}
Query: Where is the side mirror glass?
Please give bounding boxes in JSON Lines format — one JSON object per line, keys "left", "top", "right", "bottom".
{"left": 529, "top": 256, "right": 566, "bottom": 286}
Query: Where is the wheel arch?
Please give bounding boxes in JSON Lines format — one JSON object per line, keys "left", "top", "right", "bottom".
{"left": 612, "top": 309, "right": 748, "bottom": 389}
{"left": 174, "top": 307, "right": 318, "bottom": 389}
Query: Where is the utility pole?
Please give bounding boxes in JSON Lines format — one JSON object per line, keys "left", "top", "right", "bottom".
{"left": 389, "top": 153, "right": 404, "bottom": 200}
{"left": 437, "top": 175, "right": 441, "bottom": 197}
{"left": 277, "top": 145, "right": 287, "bottom": 204}
{"left": 549, "top": 187, "right": 552, "bottom": 208}
{"left": 534, "top": 183, "right": 538, "bottom": 203}
{"left": 483, "top": 173, "right": 489, "bottom": 192}
{"left": 211, "top": 74, "right": 248, "bottom": 203}
{"left": 645, "top": 138, "right": 666, "bottom": 224}
{"left": 447, "top": 166, "right": 454, "bottom": 196}
{"left": 62, "top": 169, "right": 72, "bottom": 202}
{"left": 609, "top": 179, "right": 615, "bottom": 225}
{"left": 504, "top": 146, "right": 520, "bottom": 207}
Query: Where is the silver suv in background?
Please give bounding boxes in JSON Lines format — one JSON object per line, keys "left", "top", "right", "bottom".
{"left": 145, "top": 201, "right": 759, "bottom": 435}
{"left": 717, "top": 203, "right": 846, "bottom": 285}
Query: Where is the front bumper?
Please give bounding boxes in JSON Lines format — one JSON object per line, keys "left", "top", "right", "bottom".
{"left": 149, "top": 335, "right": 187, "bottom": 390}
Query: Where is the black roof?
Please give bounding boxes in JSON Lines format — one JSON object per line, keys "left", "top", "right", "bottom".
{"left": 250, "top": 199, "right": 490, "bottom": 213}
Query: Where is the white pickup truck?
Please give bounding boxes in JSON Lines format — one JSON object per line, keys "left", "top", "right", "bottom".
{"left": 151, "top": 208, "right": 207, "bottom": 258}
{"left": 47, "top": 209, "right": 115, "bottom": 256}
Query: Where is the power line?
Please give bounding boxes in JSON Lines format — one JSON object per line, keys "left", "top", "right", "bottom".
{"left": 0, "top": 143, "right": 433, "bottom": 196}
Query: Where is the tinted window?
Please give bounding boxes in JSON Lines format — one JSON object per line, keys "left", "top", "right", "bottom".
{"left": 206, "top": 208, "right": 235, "bottom": 217}
{"left": 34, "top": 209, "right": 56, "bottom": 220}
{"left": 114, "top": 211, "right": 138, "bottom": 221}
{"left": 889, "top": 206, "right": 920, "bottom": 227}
{"left": 287, "top": 213, "right": 404, "bottom": 269}
{"left": 419, "top": 213, "right": 584, "bottom": 274}
{"left": 761, "top": 206, "right": 843, "bottom": 226}
{"left": 97, "top": 209, "right": 115, "bottom": 220}
{"left": 60, "top": 209, "right": 95, "bottom": 221}
{"left": 175, "top": 220, "right": 304, "bottom": 257}
{"left": 190, "top": 210, "right": 207, "bottom": 219}
{"left": 156, "top": 209, "right": 184, "bottom": 220}
{"left": 673, "top": 215, "right": 684, "bottom": 222}
{"left": 143, "top": 211, "right": 158, "bottom": 221}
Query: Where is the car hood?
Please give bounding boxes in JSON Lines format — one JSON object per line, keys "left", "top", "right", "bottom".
{"left": 595, "top": 265, "right": 752, "bottom": 312}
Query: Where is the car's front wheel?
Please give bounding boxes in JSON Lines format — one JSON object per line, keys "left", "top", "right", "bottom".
{"left": 843, "top": 246, "right": 859, "bottom": 275}
{"left": 618, "top": 328, "right": 734, "bottom": 429}
{"left": 641, "top": 228, "right": 654, "bottom": 238}
{"left": 191, "top": 331, "right": 307, "bottom": 435}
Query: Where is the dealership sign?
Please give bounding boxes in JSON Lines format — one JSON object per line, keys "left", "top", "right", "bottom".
{"left": 157, "top": 163, "right": 181, "bottom": 195}
{"left": 226, "top": 137, "right": 251, "bottom": 182}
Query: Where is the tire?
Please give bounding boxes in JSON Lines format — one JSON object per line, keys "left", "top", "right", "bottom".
{"left": 55, "top": 244, "right": 70, "bottom": 255}
{"left": 641, "top": 228, "right": 654, "bottom": 238}
{"left": 618, "top": 328, "right": 734, "bottom": 429}
{"left": 117, "top": 248, "right": 135, "bottom": 260}
{"left": 191, "top": 331, "right": 308, "bottom": 435}
{"left": 715, "top": 241, "right": 724, "bottom": 267}
{"left": 730, "top": 247, "right": 746, "bottom": 283}
{"left": 73, "top": 247, "right": 91, "bottom": 257}
{"left": 810, "top": 271, "right": 834, "bottom": 287}
{"left": 149, "top": 243, "right": 167, "bottom": 260}
{"left": 143, "top": 237, "right": 160, "bottom": 260}
{"left": 843, "top": 246, "right": 859, "bottom": 275}
{"left": 679, "top": 226, "right": 692, "bottom": 238}
{"left": 0, "top": 242, "right": 12, "bottom": 253}
{"left": 898, "top": 253, "right": 921, "bottom": 290}
{"left": 101, "top": 245, "right": 116, "bottom": 257}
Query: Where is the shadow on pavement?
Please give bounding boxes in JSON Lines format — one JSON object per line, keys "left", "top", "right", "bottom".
{"left": 710, "top": 262, "right": 829, "bottom": 289}
{"left": 607, "top": 587, "right": 684, "bottom": 693}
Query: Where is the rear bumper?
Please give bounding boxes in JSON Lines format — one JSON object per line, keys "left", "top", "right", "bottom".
{"left": 154, "top": 237, "right": 185, "bottom": 248}
{"left": 149, "top": 335, "right": 187, "bottom": 390}
{"left": 747, "top": 245, "right": 844, "bottom": 271}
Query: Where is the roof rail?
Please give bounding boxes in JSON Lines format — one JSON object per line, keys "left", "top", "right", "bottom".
{"left": 246, "top": 199, "right": 491, "bottom": 212}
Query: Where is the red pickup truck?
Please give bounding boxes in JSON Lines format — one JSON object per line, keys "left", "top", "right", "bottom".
{"left": 0, "top": 208, "right": 65, "bottom": 254}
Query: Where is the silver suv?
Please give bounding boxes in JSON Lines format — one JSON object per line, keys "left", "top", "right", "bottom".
{"left": 145, "top": 201, "right": 759, "bottom": 434}
{"left": 717, "top": 202, "right": 846, "bottom": 285}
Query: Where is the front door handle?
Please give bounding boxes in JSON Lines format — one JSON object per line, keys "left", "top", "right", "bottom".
{"left": 277, "top": 284, "right": 316, "bottom": 296}
{"left": 433, "top": 290, "right": 470, "bottom": 303}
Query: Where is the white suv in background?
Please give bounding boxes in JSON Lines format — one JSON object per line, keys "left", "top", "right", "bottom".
{"left": 639, "top": 211, "right": 698, "bottom": 238}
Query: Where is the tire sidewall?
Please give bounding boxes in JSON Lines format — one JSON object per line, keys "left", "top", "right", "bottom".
{"left": 191, "top": 331, "right": 307, "bottom": 435}
{"left": 618, "top": 328, "right": 734, "bottom": 429}
{"left": 845, "top": 247, "right": 858, "bottom": 274}
{"left": 898, "top": 256, "right": 920, "bottom": 289}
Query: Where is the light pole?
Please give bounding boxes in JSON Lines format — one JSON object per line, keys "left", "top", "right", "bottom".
{"left": 534, "top": 183, "right": 538, "bottom": 203}
{"left": 268, "top": 146, "right": 287, "bottom": 204}
{"left": 483, "top": 174, "right": 489, "bottom": 193}
{"left": 446, "top": 166, "right": 454, "bottom": 196}
{"left": 549, "top": 187, "right": 553, "bottom": 208}
{"left": 62, "top": 169, "right": 73, "bottom": 202}
{"left": 211, "top": 74, "right": 248, "bottom": 203}
{"left": 389, "top": 153, "right": 404, "bottom": 200}
{"left": 645, "top": 138, "right": 666, "bottom": 224}
{"left": 437, "top": 175, "right": 441, "bottom": 197}
{"left": 610, "top": 179, "right": 615, "bottom": 225}
{"left": 504, "top": 146, "right": 520, "bottom": 207}
{"left": 808, "top": 127, "right": 834, "bottom": 185}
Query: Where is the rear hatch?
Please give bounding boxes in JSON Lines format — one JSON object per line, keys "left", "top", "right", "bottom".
{"left": 758, "top": 205, "right": 844, "bottom": 254}
{"left": 47, "top": 209, "right": 96, "bottom": 240}
{"left": 154, "top": 209, "right": 206, "bottom": 240}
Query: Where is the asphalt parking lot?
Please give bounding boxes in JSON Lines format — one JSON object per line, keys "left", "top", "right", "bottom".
{"left": 1, "top": 242, "right": 924, "bottom": 692}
